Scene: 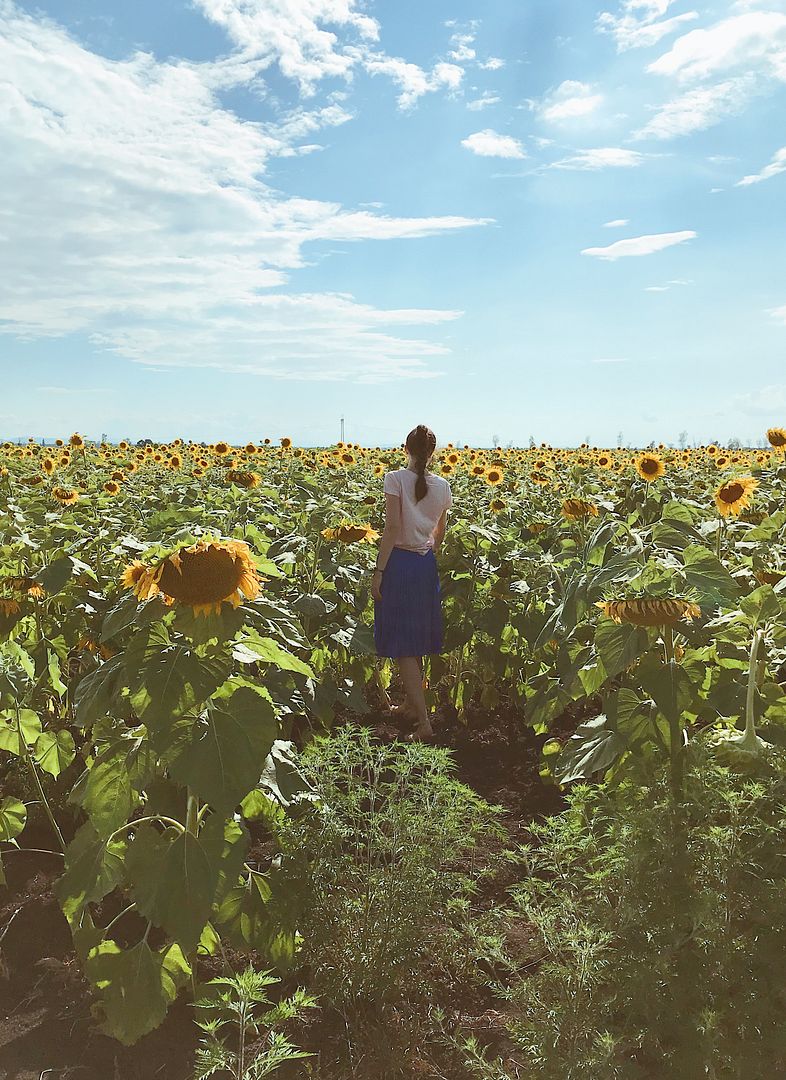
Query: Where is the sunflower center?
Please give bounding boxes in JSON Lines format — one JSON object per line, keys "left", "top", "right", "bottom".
{"left": 641, "top": 458, "right": 659, "bottom": 475}
{"left": 720, "top": 482, "right": 744, "bottom": 503}
{"left": 157, "top": 547, "right": 242, "bottom": 605}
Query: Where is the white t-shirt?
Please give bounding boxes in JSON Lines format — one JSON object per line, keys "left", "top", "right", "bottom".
{"left": 383, "top": 467, "right": 452, "bottom": 555}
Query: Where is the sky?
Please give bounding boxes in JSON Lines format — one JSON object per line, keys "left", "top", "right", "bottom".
{"left": 1, "top": 0, "right": 785, "bottom": 447}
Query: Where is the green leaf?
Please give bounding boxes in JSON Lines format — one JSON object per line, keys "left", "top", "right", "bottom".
{"left": 594, "top": 620, "right": 650, "bottom": 680}
{"left": 126, "top": 626, "right": 230, "bottom": 732}
{"left": 84, "top": 939, "right": 172, "bottom": 1045}
{"left": 0, "top": 709, "right": 42, "bottom": 756}
{"left": 0, "top": 797, "right": 26, "bottom": 841}
{"left": 232, "top": 633, "right": 314, "bottom": 677}
{"left": 682, "top": 545, "right": 740, "bottom": 608}
{"left": 74, "top": 655, "right": 127, "bottom": 728}
{"left": 34, "top": 729, "right": 76, "bottom": 778}
{"left": 81, "top": 745, "right": 140, "bottom": 839}
{"left": 165, "top": 683, "right": 278, "bottom": 812}
{"left": 36, "top": 556, "right": 74, "bottom": 596}
{"left": 47, "top": 650, "right": 67, "bottom": 697}
{"left": 55, "top": 820, "right": 127, "bottom": 922}
{"left": 260, "top": 741, "right": 315, "bottom": 808}
{"left": 126, "top": 826, "right": 218, "bottom": 952}
{"left": 638, "top": 655, "right": 696, "bottom": 721}
{"left": 101, "top": 594, "right": 141, "bottom": 641}
{"left": 740, "top": 585, "right": 782, "bottom": 626}
{"left": 556, "top": 714, "right": 625, "bottom": 784}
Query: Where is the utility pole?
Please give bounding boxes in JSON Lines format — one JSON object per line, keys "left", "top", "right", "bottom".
{"left": 340, "top": 416, "right": 344, "bottom": 443}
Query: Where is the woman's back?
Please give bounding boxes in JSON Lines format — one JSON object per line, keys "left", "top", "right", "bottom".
{"left": 383, "top": 467, "right": 452, "bottom": 555}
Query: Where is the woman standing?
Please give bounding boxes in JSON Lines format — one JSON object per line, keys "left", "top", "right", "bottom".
{"left": 372, "top": 425, "right": 452, "bottom": 741}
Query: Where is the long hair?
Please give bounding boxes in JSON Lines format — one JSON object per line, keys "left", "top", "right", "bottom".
{"left": 405, "top": 424, "right": 437, "bottom": 503}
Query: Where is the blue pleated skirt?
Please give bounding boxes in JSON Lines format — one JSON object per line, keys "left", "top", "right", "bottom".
{"left": 373, "top": 546, "right": 444, "bottom": 658}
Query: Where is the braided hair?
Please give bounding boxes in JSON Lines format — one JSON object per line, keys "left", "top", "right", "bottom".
{"left": 405, "top": 424, "right": 437, "bottom": 503}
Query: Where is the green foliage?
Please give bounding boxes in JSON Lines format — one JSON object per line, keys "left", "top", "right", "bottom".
{"left": 277, "top": 725, "right": 503, "bottom": 1010}
{"left": 471, "top": 744, "right": 786, "bottom": 1079}
{"left": 192, "top": 965, "right": 316, "bottom": 1080}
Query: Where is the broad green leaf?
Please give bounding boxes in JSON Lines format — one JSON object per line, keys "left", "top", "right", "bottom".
{"left": 55, "top": 820, "right": 127, "bottom": 921}
{"left": 682, "top": 545, "right": 740, "bottom": 608}
{"left": 556, "top": 714, "right": 626, "bottom": 784}
{"left": 740, "top": 584, "right": 782, "bottom": 626}
{"left": 594, "top": 620, "right": 649, "bottom": 680}
{"left": 126, "top": 826, "right": 218, "bottom": 952}
{"left": 101, "top": 594, "right": 141, "bottom": 641}
{"left": 165, "top": 683, "right": 278, "bottom": 812}
{"left": 637, "top": 655, "right": 695, "bottom": 721}
{"left": 260, "top": 741, "right": 315, "bottom": 807}
{"left": 34, "top": 729, "right": 76, "bottom": 778}
{"left": 36, "top": 556, "right": 74, "bottom": 596}
{"left": 232, "top": 632, "right": 314, "bottom": 677}
{"left": 0, "top": 797, "right": 26, "bottom": 841}
{"left": 0, "top": 709, "right": 42, "bottom": 756}
{"left": 47, "top": 650, "right": 67, "bottom": 697}
{"left": 74, "top": 655, "right": 127, "bottom": 727}
{"left": 81, "top": 745, "right": 140, "bottom": 838}
{"left": 84, "top": 939, "right": 170, "bottom": 1045}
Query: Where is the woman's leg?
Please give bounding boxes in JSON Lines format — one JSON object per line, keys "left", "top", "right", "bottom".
{"left": 398, "top": 656, "right": 433, "bottom": 736}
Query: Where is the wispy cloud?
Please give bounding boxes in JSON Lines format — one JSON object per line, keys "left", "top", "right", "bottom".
{"left": 536, "top": 81, "right": 604, "bottom": 122}
{"left": 551, "top": 147, "right": 647, "bottom": 170}
{"left": 461, "top": 129, "right": 526, "bottom": 158}
{"left": 647, "top": 12, "right": 786, "bottom": 83}
{"left": 582, "top": 230, "right": 697, "bottom": 260}
{"left": 634, "top": 77, "right": 756, "bottom": 139}
{"left": 737, "top": 145, "right": 786, "bottom": 185}
{"left": 466, "top": 90, "right": 501, "bottom": 111}
{"left": 603, "top": 218, "right": 630, "bottom": 227}
{"left": 597, "top": 0, "right": 699, "bottom": 52}
{"left": 0, "top": 0, "right": 490, "bottom": 382}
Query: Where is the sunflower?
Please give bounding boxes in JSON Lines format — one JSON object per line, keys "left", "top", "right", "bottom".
{"left": 214, "top": 442, "right": 230, "bottom": 457}
{"left": 766, "top": 428, "right": 786, "bottom": 449}
{"left": 447, "top": 452, "right": 460, "bottom": 465}
{"left": 597, "top": 598, "right": 701, "bottom": 627}
{"left": 42, "top": 457, "right": 56, "bottom": 475}
{"left": 52, "top": 487, "right": 79, "bottom": 504}
{"left": 440, "top": 462, "right": 454, "bottom": 476}
{"left": 531, "top": 471, "right": 549, "bottom": 485}
{"left": 527, "top": 522, "right": 548, "bottom": 535}
{"left": 0, "top": 598, "right": 22, "bottom": 617}
{"left": 124, "top": 539, "right": 261, "bottom": 617}
{"left": 225, "top": 470, "right": 261, "bottom": 489}
{"left": 636, "top": 453, "right": 665, "bottom": 482}
{"left": 341, "top": 452, "right": 356, "bottom": 465}
{"left": 490, "top": 498, "right": 506, "bottom": 513}
{"left": 21, "top": 474, "right": 45, "bottom": 486}
{"left": 561, "top": 498, "right": 599, "bottom": 520}
{"left": 69, "top": 433, "right": 84, "bottom": 448}
{"left": 471, "top": 464, "right": 487, "bottom": 476}
{"left": 715, "top": 476, "right": 757, "bottom": 517}
{"left": 321, "top": 521, "right": 380, "bottom": 544}
{"left": 596, "top": 454, "right": 612, "bottom": 469}
{"left": 485, "top": 467, "right": 504, "bottom": 486}
{"left": 104, "top": 481, "right": 120, "bottom": 495}
{"left": 6, "top": 576, "right": 45, "bottom": 599}
{"left": 280, "top": 437, "right": 292, "bottom": 449}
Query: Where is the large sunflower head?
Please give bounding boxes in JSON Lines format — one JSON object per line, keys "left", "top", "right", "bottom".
{"left": 69, "top": 433, "right": 85, "bottom": 448}
{"left": 124, "top": 539, "right": 261, "bottom": 617}
{"left": 485, "top": 467, "right": 504, "bottom": 486}
{"left": 52, "top": 486, "right": 80, "bottom": 504}
{"left": 321, "top": 521, "right": 380, "bottom": 544}
{"left": 561, "top": 498, "right": 599, "bottom": 520}
{"left": 636, "top": 453, "right": 665, "bottom": 482}
{"left": 766, "top": 427, "right": 786, "bottom": 449}
{"left": 715, "top": 476, "right": 757, "bottom": 517}
{"left": 597, "top": 598, "right": 701, "bottom": 627}
{"left": 225, "top": 470, "right": 261, "bottom": 489}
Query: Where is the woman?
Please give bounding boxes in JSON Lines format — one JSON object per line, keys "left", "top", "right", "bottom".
{"left": 372, "top": 424, "right": 452, "bottom": 741}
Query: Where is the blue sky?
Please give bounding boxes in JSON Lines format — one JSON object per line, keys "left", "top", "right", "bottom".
{"left": 1, "top": 0, "right": 785, "bottom": 446}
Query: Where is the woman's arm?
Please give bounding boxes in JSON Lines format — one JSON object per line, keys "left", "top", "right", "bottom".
{"left": 375, "top": 492, "right": 402, "bottom": 572}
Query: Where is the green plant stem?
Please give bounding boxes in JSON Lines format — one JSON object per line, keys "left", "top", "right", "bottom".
{"left": 744, "top": 628, "right": 765, "bottom": 744}
{"left": 662, "top": 626, "right": 684, "bottom": 804}
{"left": 16, "top": 705, "right": 66, "bottom": 853}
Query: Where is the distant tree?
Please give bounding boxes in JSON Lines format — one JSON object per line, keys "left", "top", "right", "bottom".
{"left": 492, "top": 433, "right": 500, "bottom": 448}
{"left": 679, "top": 430, "right": 689, "bottom": 449}
{"left": 728, "top": 436, "right": 742, "bottom": 450}
{"left": 528, "top": 434, "right": 536, "bottom": 449}
{"left": 617, "top": 431, "right": 624, "bottom": 448}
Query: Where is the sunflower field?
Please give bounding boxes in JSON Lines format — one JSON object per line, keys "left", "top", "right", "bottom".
{"left": 2, "top": 429, "right": 786, "bottom": 1058}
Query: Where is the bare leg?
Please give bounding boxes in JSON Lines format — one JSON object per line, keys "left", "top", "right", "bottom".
{"left": 398, "top": 656, "right": 433, "bottom": 737}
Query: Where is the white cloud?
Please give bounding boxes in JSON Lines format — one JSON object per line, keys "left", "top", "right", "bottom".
{"left": 648, "top": 12, "right": 786, "bottom": 82}
{"left": 597, "top": 1, "right": 700, "bottom": 52}
{"left": 362, "top": 54, "right": 464, "bottom": 109}
{"left": 603, "top": 218, "right": 630, "bottom": 227}
{"left": 770, "top": 304, "right": 786, "bottom": 324}
{"left": 448, "top": 31, "right": 476, "bottom": 62}
{"left": 538, "top": 81, "right": 604, "bottom": 122}
{"left": 479, "top": 57, "right": 505, "bottom": 70}
{"left": 736, "top": 145, "right": 786, "bottom": 185}
{"left": 0, "top": 1, "right": 490, "bottom": 382}
{"left": 461, "top": 129, "right": 526, "bottom": 158}
{"left": 634, "top": 76, "right": 756, "bottom": 139}
{"left": 581, "top": 230, "right": 696, "bottom": 259}
{"left": 467, "top": 90, "right": 501, "bottom": 111}
{"left": 551, "top": 147, "right": 647, "bottom": 170}
{"left": 645, "top": 285, "right": 670, "bottom": 291}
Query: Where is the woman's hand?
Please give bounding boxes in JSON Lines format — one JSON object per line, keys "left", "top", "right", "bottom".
{"left": 371, "top": 570, "right": 383, "bottom": 603}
